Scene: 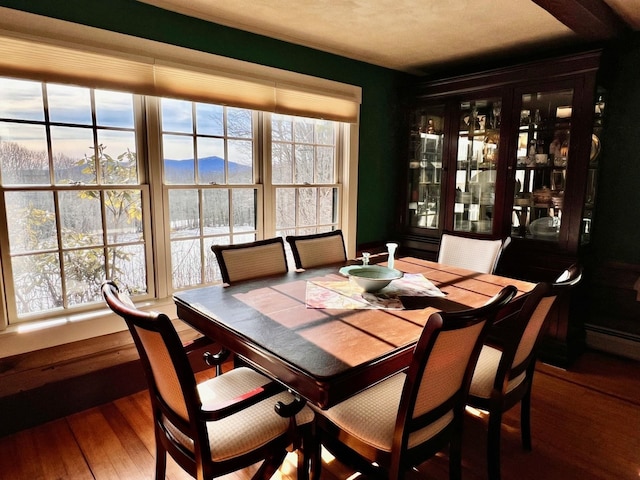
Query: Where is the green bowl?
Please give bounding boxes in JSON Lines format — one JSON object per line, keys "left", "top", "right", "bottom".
{"left": 347, "top": 266, "right": 403, "bottom": 292}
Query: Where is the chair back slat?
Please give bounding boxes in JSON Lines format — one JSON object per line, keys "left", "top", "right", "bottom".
{"left": 512, "top": 294, "right": 554, "bottom": 368}
{"left": 286, "top": 230, "right": 347, "bottom": 269}
{"left": 437, "top": 233, "right": 505, "bottom": 274}
{"left": 413, "top": 321, "right": 486, "bottom": 420}
{"left": 213, "top": 237, "right": 288, "bottom": 284}
{"left": 135, "top": 326, "right": 190, "bottom": 420}
{"left": 511, "top": 264, "right": 583, "bottom": 374}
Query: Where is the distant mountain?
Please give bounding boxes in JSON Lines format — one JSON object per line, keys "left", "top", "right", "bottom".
{"left": 164, "top": 156, "right": 251, "bottom": 175}
{"left": 10, "top": 156, "right": 250, "bottom": 184}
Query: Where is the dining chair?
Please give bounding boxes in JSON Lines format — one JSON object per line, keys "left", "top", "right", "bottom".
{"left": 102, "top": 280, "right": 314, "bottom": 480}
{"left": 285, "top": 229, "right": 347, "bottom": 270}
{"left": 312, "top": 284, "right": 518, "bottom": 480}
{"left": 437, "top": 233, "right": 505, "bottom": 274}
{"left": 212, "top": 237, "right": 288, "bottom": 284}
{"left": 466, "top": 264, "right": 583, "bottom": 480}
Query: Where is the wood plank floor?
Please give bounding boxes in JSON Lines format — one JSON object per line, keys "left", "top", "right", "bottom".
{"left": 1, "top": 349, "right": 638, "bottom": 480}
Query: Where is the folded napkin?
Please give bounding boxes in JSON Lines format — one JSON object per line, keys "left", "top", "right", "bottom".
{"left": 305, "top": 273, "right": 444, "bottom": 310}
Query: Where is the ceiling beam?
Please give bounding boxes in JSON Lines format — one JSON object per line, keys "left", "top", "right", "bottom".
{"left": 532, "top": 0, "right": 629, "bottom": 39}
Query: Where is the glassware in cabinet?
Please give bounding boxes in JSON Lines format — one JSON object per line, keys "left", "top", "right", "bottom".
{"left": 407, "top": 106, "right": 445, "bottom": 231}
{"left": 454, "top": 98, "right": 500, "bottom": 234}
{"left": 511, "top": 88, "right": 573, "bottom": 242}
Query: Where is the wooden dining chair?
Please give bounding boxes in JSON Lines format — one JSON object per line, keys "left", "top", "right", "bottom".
{"left": 102, "top": 280, "right": 314, "bottom": 480}
{"left": 312, "top": 285, "right": 518, "bottom": 480}
{"left": 285, "top": 229, "right": 347, "bottom": 270}
{"left": 466, "top": 264, "right": 583, "bottom": 480}
{"left": 212, "top": 237, "right": 288, "bottom": 284}
{"left": 437, "top": 233, "right": 505, "bottom": 274}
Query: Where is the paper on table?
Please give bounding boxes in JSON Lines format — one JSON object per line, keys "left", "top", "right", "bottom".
{"left": 388, "top": 273, "right": 446, "bottom": 297}
{"left": 305, "top": 273, "right": 444, "bottom": 310}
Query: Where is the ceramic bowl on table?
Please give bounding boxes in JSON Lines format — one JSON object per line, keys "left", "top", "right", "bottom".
{"left": 347, "top": 265, "right": 403, "bottom": 292}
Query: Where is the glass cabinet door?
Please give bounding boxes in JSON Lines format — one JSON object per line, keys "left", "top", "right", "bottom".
{"left": 511, "top": 89, "right": 573, "bottom": 241}
{"left": 454, "top": 98, "right": 501, "bottom": 234}
{"left": 407, "top": 106, "right": 445, "bottom": 231}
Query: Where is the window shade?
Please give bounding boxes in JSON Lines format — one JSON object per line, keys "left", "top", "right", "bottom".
{"left": 0, "top": 35, "right": 156, "bottom": 94}
{"left": 275, "top": 83, "right": 360, "bottom": 123}
{"left": 0, "top": 28, "right": 361, "bottom": 123}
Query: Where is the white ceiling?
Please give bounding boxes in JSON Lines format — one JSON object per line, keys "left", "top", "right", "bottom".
{"left": 138, "top": 0, "right": 640, "bottom": 75}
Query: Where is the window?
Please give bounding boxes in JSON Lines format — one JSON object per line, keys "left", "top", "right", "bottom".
{"left": 272, "top": 114, "right": 340, "bottom": 238}
{"left": 0, "top": 78, "right": 149, "bottom": 321}
{"left": 0, "top": 76, "right": 348, "bottom": 323}
{"left": 160, "top": 99, "right": 260, "bottom": 289}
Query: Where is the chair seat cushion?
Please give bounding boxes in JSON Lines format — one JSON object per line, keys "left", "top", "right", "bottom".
{"left": 164, "top": 367, "right": 314, "bottom": 462}
{"left": 319, "top": 372, "right": 453, "bottom": 452}
{"left": 469, "top": 345, "right": 526, "bottom": 399}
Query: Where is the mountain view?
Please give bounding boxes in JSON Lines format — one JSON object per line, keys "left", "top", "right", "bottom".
{"left": 164, "top": 156, "right": 252, "bottom": 176}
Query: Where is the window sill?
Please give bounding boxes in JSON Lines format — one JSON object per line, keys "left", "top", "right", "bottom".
{"left": 0, "top": 296, "right": 180, "bottom": 359}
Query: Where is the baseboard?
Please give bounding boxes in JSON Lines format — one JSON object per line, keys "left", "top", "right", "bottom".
{"left": 585, "top": 325, "right": 640, "bottom": 361}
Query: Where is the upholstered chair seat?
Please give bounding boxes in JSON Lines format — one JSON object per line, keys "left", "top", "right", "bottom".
{"left": 319, "top": 372, "right": 454, "bottom": 452}
{"left": 163, "top": 367, "right": 314, "bottom": 461}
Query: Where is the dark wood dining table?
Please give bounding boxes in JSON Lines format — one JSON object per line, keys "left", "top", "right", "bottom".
{"left": 173, "top": 256, "right": 536, "bottom": 410}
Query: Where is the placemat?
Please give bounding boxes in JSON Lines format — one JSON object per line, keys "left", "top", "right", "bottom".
{"left": 305, "top": 273, "right": 445, "bottom": 310}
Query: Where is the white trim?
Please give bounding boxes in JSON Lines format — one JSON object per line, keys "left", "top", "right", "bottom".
{"left": 343, "top": 123, "right": 360, "bottom": 259}
{"left": 0, "top": 296, "right": 176, "bottom": 359}
{"left": 585, "top": 328, "right": 640, "bottom": 362}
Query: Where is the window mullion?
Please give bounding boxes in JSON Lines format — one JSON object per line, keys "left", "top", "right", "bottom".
{"left": 144, "top": 95, "right": 169, "bottom": 299}
{"left": 52, "top": 189, "right": 67, "bottom": 309}
{"left": 260, "top": 112, "right": 274, "bottom": 239}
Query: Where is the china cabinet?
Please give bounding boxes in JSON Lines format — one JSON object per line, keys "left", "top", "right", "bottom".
{"left": 400, "top": 51, "right": 603, "bottom": 366}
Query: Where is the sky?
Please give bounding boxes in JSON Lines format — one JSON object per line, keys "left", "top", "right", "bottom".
{"left": 0, "top": 77, "right": 251, "bottom": 165}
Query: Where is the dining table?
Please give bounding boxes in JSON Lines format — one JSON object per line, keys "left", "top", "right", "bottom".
{"left": 173, "top": 256, "right": 536, "bottom": 410}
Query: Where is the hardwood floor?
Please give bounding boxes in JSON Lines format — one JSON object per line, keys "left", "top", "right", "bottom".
{"left": 1, "top": 349, "right": 638, "bottom": 480}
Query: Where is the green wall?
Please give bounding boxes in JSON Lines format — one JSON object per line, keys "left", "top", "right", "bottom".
{"left": 0, "top": 0, "right": 410, "bottom": 247}
{"left": 594, "top": 34, "right": 640, "bottom": 265}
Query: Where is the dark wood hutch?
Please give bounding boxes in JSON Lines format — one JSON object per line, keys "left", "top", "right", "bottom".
{"left": 399, "top": 51, "right": 604, "bottom": 367}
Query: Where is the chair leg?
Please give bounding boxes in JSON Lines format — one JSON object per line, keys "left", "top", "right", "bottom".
{"left": 252, "top": 450, "right": 288, "bottom": 480}
{"left": 296, "top": 425, "right": 313, "bottom": 480}
{"left": 310, "top": 431, "right": 322, "bottom": 480}
{"left": 487, "top": 410, "right": 503, "bottom": 480}
{"left": 297, "top": 446, "right": 309, "bottom": 480}
{"left": 448, "top": 435, "right": 463, "bottom": 480}
{"left": 521, "top": 388, "right": 533, "bottom": 451}
{"left": 154, "top": 443, "right": 167, "bottom": 480}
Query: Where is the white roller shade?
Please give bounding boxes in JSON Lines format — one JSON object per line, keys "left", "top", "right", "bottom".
{"left": 0, "top": 10, "right": 361, "bottom": 123}
{"left": 152, "top": 61, "right": 276, "bottom": 111}
{"left": 0, "top": 35, "right": 156, "bottom": 94}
